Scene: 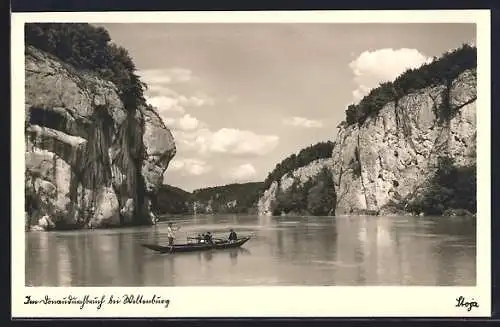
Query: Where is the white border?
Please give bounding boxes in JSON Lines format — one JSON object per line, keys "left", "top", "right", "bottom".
{"left": 11, "top": 10, "right": 491, "bottom": 318}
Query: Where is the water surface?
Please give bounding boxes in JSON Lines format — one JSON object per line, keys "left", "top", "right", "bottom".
{"left": 25, "top": 215, "right": 476, "bottom": 286}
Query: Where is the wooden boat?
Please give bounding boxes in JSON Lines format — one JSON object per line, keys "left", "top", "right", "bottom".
{"left": 141, "top": 236, "right": 251, "bottom": 254}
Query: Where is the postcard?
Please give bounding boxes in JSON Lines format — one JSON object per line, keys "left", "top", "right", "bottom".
{"left": 12, "top": 9, "right": 491, "bottom": 317}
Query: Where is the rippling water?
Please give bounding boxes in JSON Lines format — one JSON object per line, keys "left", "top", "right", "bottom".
{"left": 25, "top": 215, "right": 476, "bottom": 286}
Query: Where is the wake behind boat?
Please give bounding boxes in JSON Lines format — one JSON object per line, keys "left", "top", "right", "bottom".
{"left": 141, "top": 236, "right": 252, "bottom": 254}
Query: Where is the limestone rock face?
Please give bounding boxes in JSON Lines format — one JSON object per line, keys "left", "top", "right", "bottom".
{"left": 257, "top": 181, "right": 279, "bottom": 216}
{"left": 24, "top": 46, "right": 176, "bottom": 230}
{"left": 257, "top": 69, "right": 476, "bottom": 216}
{"left": 90, "top": 186, "right": 121, "bottom": 227}
{"left": 331, "top": 69, "right": 476, "bottom": 214}
{"left": 141, "top": 108, "right": 176, "bottom": 193}
{"left": 257, "top": 159, "right": 334, "bottom": 215}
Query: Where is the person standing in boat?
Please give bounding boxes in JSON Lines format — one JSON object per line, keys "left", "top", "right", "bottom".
{"left": 228, "top": 229, "right": 238, "bottom": 242}
{"left": 167, "top": 222, "right": 180, "bottom": 246}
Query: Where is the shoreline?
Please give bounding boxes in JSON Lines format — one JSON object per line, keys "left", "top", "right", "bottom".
{"left": 25, "top": 211, "right": 476, "bottom": 232}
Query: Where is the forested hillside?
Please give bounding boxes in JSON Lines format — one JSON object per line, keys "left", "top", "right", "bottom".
{"left": 152, "top": 182, "right": 264, "bottom": 215}
{"left": 262, "top": 141, "right": 334, "bottom": 192}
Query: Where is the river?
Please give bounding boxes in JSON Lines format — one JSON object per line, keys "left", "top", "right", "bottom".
{"left": 25, "top": 215, "right": 476, "bottom": 286}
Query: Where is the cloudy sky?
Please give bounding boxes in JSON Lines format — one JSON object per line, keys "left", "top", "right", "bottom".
{"left": 97, "top": 23, "right": 475, "bottom": 192}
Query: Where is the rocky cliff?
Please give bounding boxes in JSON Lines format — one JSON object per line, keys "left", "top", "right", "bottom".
{"left": 258, "top": 69, "right": 476, "bottom": 216}
{"left": 25, "top": 46, "right": 176, "bottom": 230}
{"left": 258, "top": 158, "right": 334, "bottom": 215}
{"left": 332, "top": 69, "right": 476, "bottom": 215}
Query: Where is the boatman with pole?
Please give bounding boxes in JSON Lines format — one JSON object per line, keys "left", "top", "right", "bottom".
{"left": 167, "top": 222, "right": 180, "bottom": 246}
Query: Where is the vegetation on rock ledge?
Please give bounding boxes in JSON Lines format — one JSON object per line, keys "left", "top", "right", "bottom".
{"left": 262, "top": 141, "right": 334, "bottom": 192}
{"left": 344, "top": 44, "right": 476, "bottom": 127}
{"left": 273, "top": 167, "right": 336, "bottom": 216}
{"left": 406, "top": 157, "right": 476, "bottom": 216}
{"left": 25, "top": 23, "right": 147, "bottom": 112}
{"left": 25, "top": 23, "right": 154, "bottom": 227}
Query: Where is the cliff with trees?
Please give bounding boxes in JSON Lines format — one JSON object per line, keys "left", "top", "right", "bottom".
{"left": 258, "top": 44, "right": 477, "bottom": 217}
{"left": 333, "top": 44, "right": 477, "bottom": 216}
{"left": 25, "top": 23, "right": 176, "bottom": 230}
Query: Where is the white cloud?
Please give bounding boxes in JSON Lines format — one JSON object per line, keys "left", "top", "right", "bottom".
{"left": 139, "top": 68, "right": 195, "bottom": 85}
{"left": 208, "top": 128, "right": 279, "bottom": 156}
{"left": 173, "top": 127, "right": 279, "bottom": 157}
{"left": 172, "top": 128, "right": 211, "bottom": 151}
{"left": 146, "top": 84, "right": 178, "bottom": 96}
{"left": 178, "top": 94, "right": 215, "bottom": 107}
{"left": 147, "top": 95, "right": 185, "bottom": 114}
{"left": 146, "top": 84, "right": 212, "bottom": 106}
{"left": 139, "top": 68, "right": 277, "bottom": 158}
{"left": 228, "top": 164, "right": 257, "bottom": 181}
{"left": 349, "top": 48, "right": 432, "bottom": 102}
{"left": 145, "top": 93, "right": 215, "bottom": 123}
{"left": 178, "top": 114, "right": 200, "bottom": 131}
{"left": 283, "top": 116, "right": 323, "bottom": 128}
{"left": 158, "top": 114, "right": 206, "bottom": 132}
{"left": 142, "top": 68, "right": 215, "bottom": 124}
{"left": 169, "top": 158, "right": 212, "bottom": 176}
{"left": 162, "top": 117, "right": 176, "bottom": 125}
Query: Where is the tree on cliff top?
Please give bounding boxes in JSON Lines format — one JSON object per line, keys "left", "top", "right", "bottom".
{"left": 262, "top": 141, "right": 334, "bottom": 192}
{"left": 25, "top": 23, "right": 146, "bottom": 112}
{"left": 25, "top": 23, "right": 151, "bottom": 225}
{"left": 344, "top": 44, "right": 476, "bottom": 126}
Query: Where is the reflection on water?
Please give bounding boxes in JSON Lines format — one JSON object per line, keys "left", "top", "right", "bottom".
{"left": 25, "top": 215, "right": 476, "bottom": 286}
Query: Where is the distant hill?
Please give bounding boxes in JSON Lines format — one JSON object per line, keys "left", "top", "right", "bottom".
{"left": 151, "top": 184, "right": 193, "bottom": 215}
{"left": 153, "top": 141, "right": 336, "bottom": 217}
{"left": 192, "top": 182, "right": 264, "bottom": 214}
{"left": 152, "top": 182, "right": 264, "bottom": 215}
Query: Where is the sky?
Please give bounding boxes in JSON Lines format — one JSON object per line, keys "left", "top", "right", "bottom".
{"left": 96, "top": 23, "right": 476, "bottom": 192}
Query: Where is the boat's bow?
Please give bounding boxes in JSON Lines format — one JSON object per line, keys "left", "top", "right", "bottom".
{"left": 141, "top": 243, "right": 172, "bottom": 252}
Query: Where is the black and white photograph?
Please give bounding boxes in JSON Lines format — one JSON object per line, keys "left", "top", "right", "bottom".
{"left": 12, "top": 10, "right": 491, "bottom": 317}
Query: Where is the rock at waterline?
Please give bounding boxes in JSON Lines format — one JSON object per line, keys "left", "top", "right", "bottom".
{"left": 24, "top": 45, "right": 176, "bottom": 230}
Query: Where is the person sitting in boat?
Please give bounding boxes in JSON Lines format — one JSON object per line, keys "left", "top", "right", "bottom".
{"left": 167, "top": 222, "right": 180, "bottom": 246}
{"left": 228, "top": 229, "right": 238, "bottom": 242}
{"left": 197, "top": 234, "right": 205, "bottom": 244}
{"left": 204, "top": 232, "right": 214, "bottom": 245}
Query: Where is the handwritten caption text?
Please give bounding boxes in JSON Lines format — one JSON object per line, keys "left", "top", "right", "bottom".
{"left": 24, "top": 294, "right": 170, "bottom": 310}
